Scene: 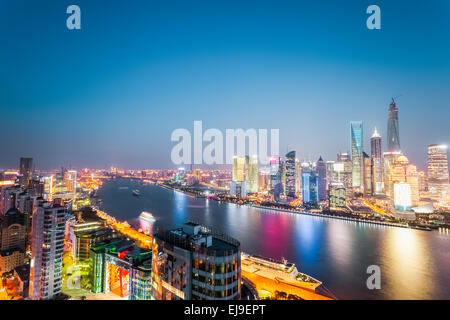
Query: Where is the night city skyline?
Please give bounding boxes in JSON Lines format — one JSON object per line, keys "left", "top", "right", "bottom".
{"left": 1, "top": 0, "right": 449, "bottom": 170}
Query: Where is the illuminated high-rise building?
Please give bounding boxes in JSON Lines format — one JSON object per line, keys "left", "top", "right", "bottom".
{"left": 232, "top": 157, "right": 246, "bottom": 182}
{"left": 19, "top": 157, "right": 33, "bottom": 188}
{"left": 285, "top": 151, "right": 296, "bottom": 199}
{"left": 363, "top": 152, "right": 372, "bottom": 195}
{"left": 427, "top": 144, "right": 450, "bottom": 203}
{"left": 383, "top": 151, "right": 402, "bottom": 197}
{"left": 370, "top": 128, "right": 383, "bottom": 194}
{"left": 64, "top": 170, "right": 77, "bottom": 193}
{"left": 329, "top": 182, "right": 346, "bottom": 209}
{"left": 427, "top": 145, "right": 449, "bottom": 181}
{"left": 269, "top": 156, "right": 282, "bottom": 202}
{"left": 301, "top": 162, "right": 318, "bottom": 206}
{"left": 316, "top": 156, "right": 327, "bottom": 202}
{"left": 295, "top": 158, "right": 302, "bottom": 197}
{"left": 337, "top": 152, "right": 353, "bottom": 200}
{"left": 389, "top": 155, "right": 419, "bottom": 206}
{"left": 387, "top": 99, "right": 401, "bottom": 152}
{"left": 350, "top": 121, "right": 363, "bottom": 190}
{"left": 29, "top": 202, "right": 66, "bottom": 300}
{"left": 246, "top": 155, "right": 258, "bottom": 194}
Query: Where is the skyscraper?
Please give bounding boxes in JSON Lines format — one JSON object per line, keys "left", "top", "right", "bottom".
{"left": 269, "top": 156, "right": 282, "bottom": 202}
{"left": 427, "top": 145, "right": 449, "bottom": 181}
{"left": 301, "top": 162, "right": 318, "bottom": 206}
{"left": 232, "top": 156, "right": 246, "bottom": 182}
{"left": 387, "top": 99, "right": 401, "bottom": 152}
{"left": 427, "top": 145, "right": 450, "bottom": 203}
{"left": 246, "top": 155, "right": 258, "bottom": 194}
{"left": 350, "top": 121, "right": 363, "bottom": 190}
{"left": 363, "top": 152, "right": 372, "bottom": 195}
{"left": 19, "top": 157, "right": 33, "bottom": 188}
{"left": 285, "top": 151, "right": 296, "bottom": 199}
{"left": 316, "top": 156, "right": 327, "bottom": 201}
{"left": 370, "top": 128, "right": 383, "bottom": 194}
{"left": 29, "top": 202, "right": 66, "bottom": 300}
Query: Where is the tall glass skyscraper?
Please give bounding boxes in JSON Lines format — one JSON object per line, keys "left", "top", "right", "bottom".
{"left": 316, "top": 156, "right": 327, "bottom": 201}
{"left": 370, "top": 128, "right": 383, "bottom": 194}
{"left": 270, "top": 156, "right": 282, "bottom": 202}
{"left": 387, "top": 99, "right": 401, "bottom": 152}
{"left": 285, "top": 151, "right": 296, "bottom": 199}
{"left": 246, "top": 155, "right": 258, "bottom": 193}
{"left": 350, "top": 121, "right": 363, "bottom": 189}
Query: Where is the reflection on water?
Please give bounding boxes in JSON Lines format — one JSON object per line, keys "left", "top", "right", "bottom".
{"left": 97, "top": 178, "right": 450, "bottom": 299}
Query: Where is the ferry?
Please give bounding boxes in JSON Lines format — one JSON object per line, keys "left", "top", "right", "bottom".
{"left": 139, "top": 211, "right": 155, "bottom": 222}
{"left": 132, "top": 189, "right": 140, "bottom": 196}
{"left": 241, "top": 252, "right": 322, "bottom": 291}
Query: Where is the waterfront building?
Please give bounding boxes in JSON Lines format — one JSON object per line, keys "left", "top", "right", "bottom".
{"left": 258, "top": 169, "right": 270, "bottom": 193}
{"left": 19, "top": 157, "right": 33, "bottom": 188}
{"left": 229, "top": 180, "right": 246, "bottom": 197}
{"left": 246, "top": 155, "right": 258, "bottom": 194}
{"left": 370, "top": 128, "right": 384, "bottom": 194}
{"left": 89, "top": 238, "right": 152, "bottom": 299}
{"left": 232, "top": 156, "right": 246, "bottom": 182}
{"left": 387, "top": 99, "right": 401, "bottom": 152}
{"left": 301, "top": 163, "right": 319, "bottom": 206}
{"left": 295, "top": 158, "right": 302, "bottom": 198}
{"left": 285, "top": 151, "right": 296, "bottom": 199}
{"left": 350, "top": 121, "right": 363, "bottom": 191}
{"left": 427, "top": 145, "right": 450, "bottom": 203}
{"left": 269, "top": 156, "right": 283, "bottom": 202}
{"left": 388, "top": 155, "right": 420, "bottom": 206}
{"left": 152, "top": 222, "right": 241, "bottom": 300}
{"left": 383, "top": 151, "right": 403, "bottom": 197}
{"left": 29, "top": 202, "right": 66, "bottom": 300}
{"left": 363, "top": 152, "right": 372, "bottom": 196}
{"left": 337, "top": 152, "right": 352, "bottom": 198}
{"left": 329, "top": 183, "right": 346, "bottom": 209}
{"left": 316, "top": 156, "right": 327, "bottom": 202}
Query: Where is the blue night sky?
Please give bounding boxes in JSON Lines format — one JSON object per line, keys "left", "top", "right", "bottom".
{"left": 0, "top": 0, "right": 449, "bottom": 170}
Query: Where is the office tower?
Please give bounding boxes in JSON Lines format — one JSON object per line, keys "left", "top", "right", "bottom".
{"left": 232, "top": 157, "right": 246, "bottom": 182}
{"left": 427, "top": 145, "right": 449, "bottom": 180}
{"left": 370, "top": 128, "right": 383, "bottom": 194}
{"left": 389, "top": 155, "right": 419, "bottom": 206}
{"left": 350, "top": 121, "right": 363, "bottom": 190}
{"left": 316, "top": 156, "right": 327, "bottom": 201}
{"left": 363, "top": 152, "right": 372, "bottom": 195}
{"left": 258, "top": 167, "right": 270, "bottom": 192}
{"left": 193, "top": 169, "right": 201, "bottom": 183}
{"left": 269, "top": 156, "right": 282, "bottom": 202}
{"left": 246, "top": 155, "right": 258, "bottom": 193}
{"left": 427, "top": 144, "right": 450, "bottom": 203}
{"left": 29, "top": 202, "right": 66, "bottom": 300}
{"left": 387, "top": 99, "right": 401, "bottom": 152}
{"left": 295, "top": 158, "right": 302, "bottom": 197}
{"left": 337, "top": 152, "right": 353, "bottom": 201}
{"left": 326, "top": 161, "right": 335, "bottom": 189}
{"left": 64, "top": 170, "right": 77, "bottom": 193}
{"left": 19, "top": 157, "right": 33, "bottom": 188}
{"left": 285, "top": 151, "right": 296, "bottom": 199}
{"left": 383, "top": 151, "right": 402, "bottom": 197}
{"left": 329, "top": 183, "right": 346, "bottom": 209}
{"left": 301, "top": 163, "right": 319, "bottom": 206}
{"left": 152, "top": 222, "right": 241, "bottom": 300}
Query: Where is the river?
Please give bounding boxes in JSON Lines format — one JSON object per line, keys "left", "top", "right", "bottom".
{"left": 97, "top": 178, "right": 450, "bottom": 300}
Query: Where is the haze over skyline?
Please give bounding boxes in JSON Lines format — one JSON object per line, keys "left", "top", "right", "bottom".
{"left": 1, "top": 0, "right": 449, "bottom": 170}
